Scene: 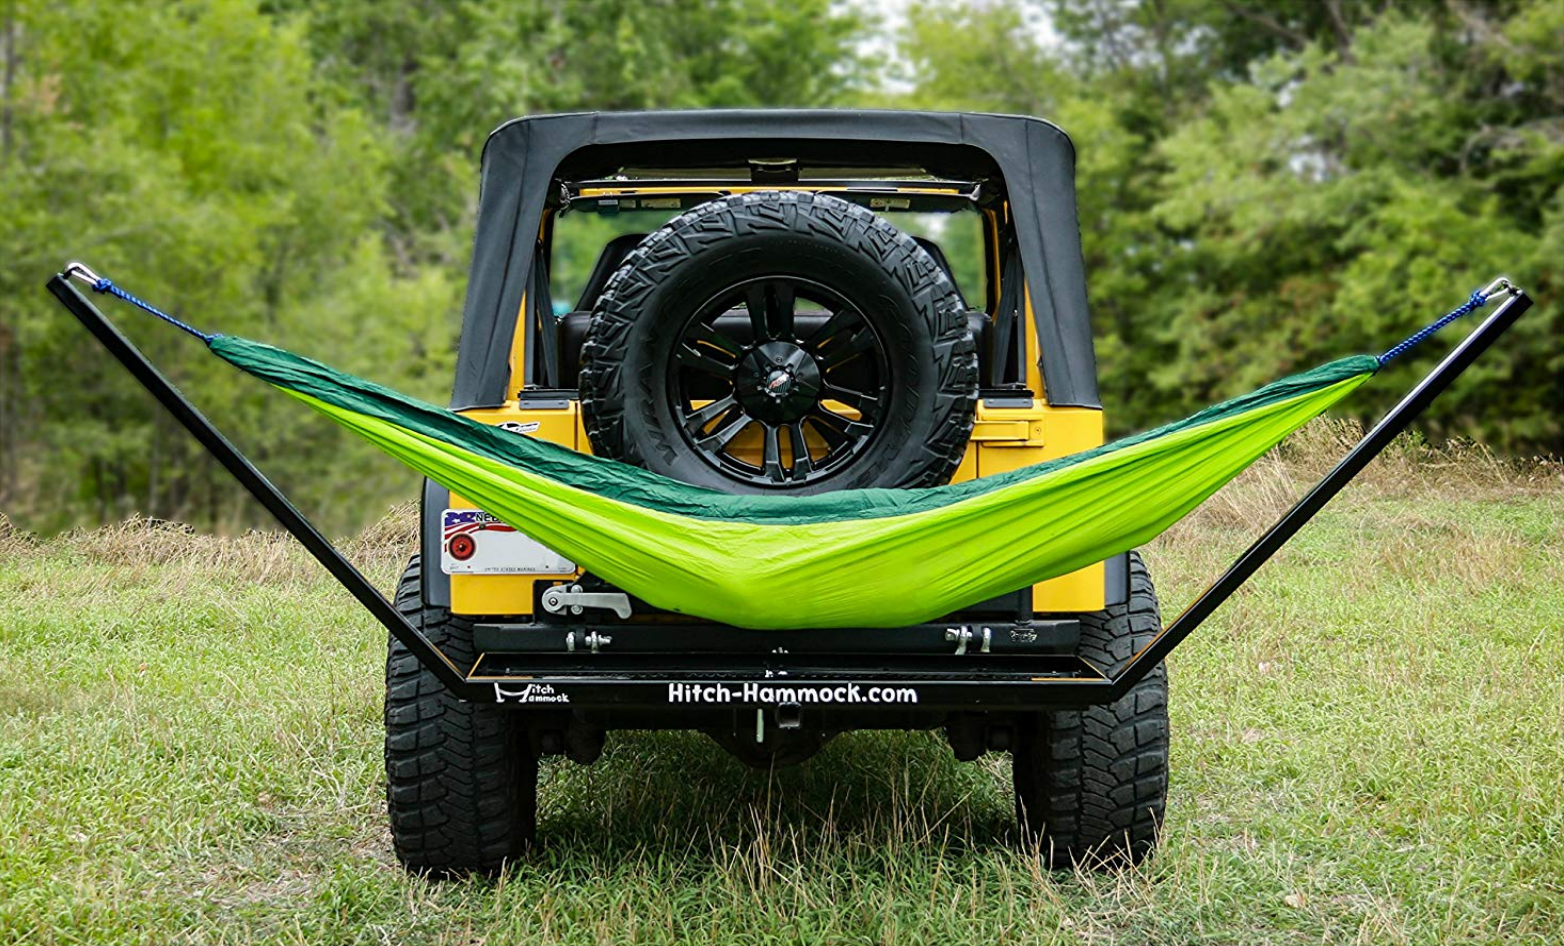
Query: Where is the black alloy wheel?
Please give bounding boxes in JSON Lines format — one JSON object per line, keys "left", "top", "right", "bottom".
{"left": 671, "top": 275, "right": 889, "bottom": 487}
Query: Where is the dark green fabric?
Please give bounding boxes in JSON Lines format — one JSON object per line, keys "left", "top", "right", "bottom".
{"left": 204, "top": 332, "right": 1380, "bottom": 626}
{"left": 208, "top": 334, "right": 1379, "bottom": 526}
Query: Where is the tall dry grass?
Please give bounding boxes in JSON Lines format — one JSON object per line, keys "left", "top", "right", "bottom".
{"left": 1169, "top": 419, "right": 1559, "bottom": 530}
{"left": 2, "top": 420, "right": 1554, "bottom": 578}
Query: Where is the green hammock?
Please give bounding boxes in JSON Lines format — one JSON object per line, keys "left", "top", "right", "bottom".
{"left": 198, "top": 335, "right": 1371, "bottom": 629}
{"left": 74, "top": 273, "right": 1494, "bottom": 630}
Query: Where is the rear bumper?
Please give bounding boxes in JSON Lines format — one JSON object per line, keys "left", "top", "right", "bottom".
{"left": 463, "top": 613, "right": 1117, "bottom": 714}
{"left": 468, "top": 647, "right": 1115, "bottom": 714}
{"left": 473, "top": 617, "right": 1081, "bottom": 656}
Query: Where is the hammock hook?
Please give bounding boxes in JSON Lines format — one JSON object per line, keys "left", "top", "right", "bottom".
{"left": 63, "top": 261, "right": 104, "bottom": 289}
{"left": 1480, "top": 276, "right": 1514, "bottom": 302}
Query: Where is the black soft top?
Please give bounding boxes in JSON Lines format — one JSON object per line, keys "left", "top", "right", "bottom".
{"left": 453, "top": 109, "right": 1099, "bottom": 409}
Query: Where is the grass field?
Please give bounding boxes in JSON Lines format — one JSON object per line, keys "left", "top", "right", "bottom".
{"left": 1, "top": 426, "right": 1561, "bottom": 945}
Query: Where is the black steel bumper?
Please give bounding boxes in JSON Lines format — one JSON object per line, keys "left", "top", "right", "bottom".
{"left": 472, "top": 651, "right": 1107, "bottom": 712}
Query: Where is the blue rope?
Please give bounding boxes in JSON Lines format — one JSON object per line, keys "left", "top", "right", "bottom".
{"left": 1378, "top": 289, "right": 1488, "bottom": 366}
{"left": 89, "top": 278, "right": 216, "bottom": 343}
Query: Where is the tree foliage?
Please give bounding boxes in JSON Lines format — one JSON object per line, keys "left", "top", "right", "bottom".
{"left": 900, "top": 0, "right": 1562, "bottom": 449}
{"left": 0, "top": 0, "right": 867, "bottom": 532}
{"left": 0, "top": 0, "right": 458, "bottom": 531}
{"left": 0, "top": 0, "right": 1556, "bottom": 535}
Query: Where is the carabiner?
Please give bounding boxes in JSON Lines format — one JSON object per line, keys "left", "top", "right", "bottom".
{"left": 63, "top": 261, "right": 105, "bottom": 289}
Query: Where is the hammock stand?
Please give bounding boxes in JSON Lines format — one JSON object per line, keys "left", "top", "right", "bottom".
{"left": 46, "top": 267, "right": 1533, "bottom": 708}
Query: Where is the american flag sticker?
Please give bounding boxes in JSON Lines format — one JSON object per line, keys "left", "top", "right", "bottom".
{"left": 440, "top": 509, "right": 575, "bottom": 575}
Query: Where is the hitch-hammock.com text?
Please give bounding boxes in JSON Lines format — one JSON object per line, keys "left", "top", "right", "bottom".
{"left": 667, "top": 682, "right": 920, "bottom": 705}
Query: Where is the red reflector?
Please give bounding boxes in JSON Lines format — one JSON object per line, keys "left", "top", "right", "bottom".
{"left": 448, "top": 533, "right": 476, "bottom": 561}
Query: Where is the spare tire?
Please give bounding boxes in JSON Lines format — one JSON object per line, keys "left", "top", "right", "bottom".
{"left": 579, "top": 191, "right": 978, "bottom": 493}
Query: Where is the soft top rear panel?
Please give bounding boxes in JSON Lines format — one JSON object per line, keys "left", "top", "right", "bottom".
{"left": 454, "top": 110, "right": 1099, "bottom": 409}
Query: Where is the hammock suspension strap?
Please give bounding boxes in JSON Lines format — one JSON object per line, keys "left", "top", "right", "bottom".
{"left": 66, "top": 260, "right": 1509, "bottom": 371}
{"left": 1378, "top": 276, "right": 1511, "bottom": 366}
{"left": 63, "top": 262, "right": 216, "bottom": 343}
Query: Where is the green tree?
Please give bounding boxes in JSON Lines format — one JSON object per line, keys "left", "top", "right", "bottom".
{"left": 0, "top": 0, "right": 875, "bottom": 533}
{"left": 1149, "top": 8, "right": 1561, "bottom": 449}
{"left": 0, "top": 0, "right": 459, "bottom": 531}
{"left": 4, "top": 0, "right": 1557, "bottom": 536}
{"left": 268, "top": 0, "right": 872, "bottom": 267}
{"left": 894, "top": 0, "right": 1562, "bottom": 452}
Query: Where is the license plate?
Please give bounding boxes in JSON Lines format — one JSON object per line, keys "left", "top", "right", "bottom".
{"left": 440, "top": 509, "right": 574, "bottom": 575}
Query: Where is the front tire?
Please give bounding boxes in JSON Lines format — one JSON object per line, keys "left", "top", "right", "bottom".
{"left": 384, "top": 556, "right": 537, "bottom": 875}
{"left": 1012, "top": 552, "right": 1168, "bottom": 868}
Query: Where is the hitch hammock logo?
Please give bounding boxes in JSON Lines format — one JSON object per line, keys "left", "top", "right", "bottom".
{"left": 494, "top": 682, "right": 570, "bottom": 704}
{"left": 668, "top": 682, "right": 919, "bottom": 705}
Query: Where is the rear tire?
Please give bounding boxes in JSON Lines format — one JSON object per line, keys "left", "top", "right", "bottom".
{"left": 1012, "top": 552, "right": 1168, "bottom": 868}
{"left": 579, "top": 190, "right": 978, "bottom": 493}
{"left": 384, "top": 556, "right": 537, "bottom": 875}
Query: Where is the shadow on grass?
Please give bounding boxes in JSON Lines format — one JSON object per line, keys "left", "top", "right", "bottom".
{"left": 517, "top": 728, "right": 1020, "bottom": 876}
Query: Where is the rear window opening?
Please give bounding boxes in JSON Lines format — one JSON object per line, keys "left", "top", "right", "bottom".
{"left": 549, "top": 190, "right": 987, "bottom": 313}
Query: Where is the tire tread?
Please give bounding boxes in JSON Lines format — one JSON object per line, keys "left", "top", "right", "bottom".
{"left": 384, "top": 556, "right": 536, "bottom": 875}
{"left": 1015, "top": 552, "right": 1168, "bottom": 868}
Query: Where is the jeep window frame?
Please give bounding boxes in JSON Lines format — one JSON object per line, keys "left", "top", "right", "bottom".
{"left": 452, "top": 110, "right": 1099, "bottom": 410}
{"left": 530, "top": 183, "right": 1013, "bottom": 391}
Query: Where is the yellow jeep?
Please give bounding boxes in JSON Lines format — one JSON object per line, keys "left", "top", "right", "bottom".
{"left": 392, "top": 110, "right": 1166, "bottom": 874}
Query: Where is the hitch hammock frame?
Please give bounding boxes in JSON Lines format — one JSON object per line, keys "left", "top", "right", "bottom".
{"left": 45, "top": 271, "right": 1533, "bottom": 709}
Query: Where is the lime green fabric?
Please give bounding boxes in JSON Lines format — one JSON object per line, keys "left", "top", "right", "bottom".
{"left": 207, "top": 335, "right": 1375, "bottom": 628}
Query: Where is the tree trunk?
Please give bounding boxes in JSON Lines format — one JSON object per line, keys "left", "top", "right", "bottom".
{"left": 1, "top": 16, "right": 17, "bottom": 165}
{"left": 0, "top": 20, "right": 16, "bottom": 505}
{"left": 147, "top": 413, "right": 161, "bottom": 516}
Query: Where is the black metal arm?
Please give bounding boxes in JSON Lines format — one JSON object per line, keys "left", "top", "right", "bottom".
{"left": 1108, "top": 286, "right": 1533, "bottom": 697}
{"left": 46, "top": 275, "right": 489, "bottom": 701}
